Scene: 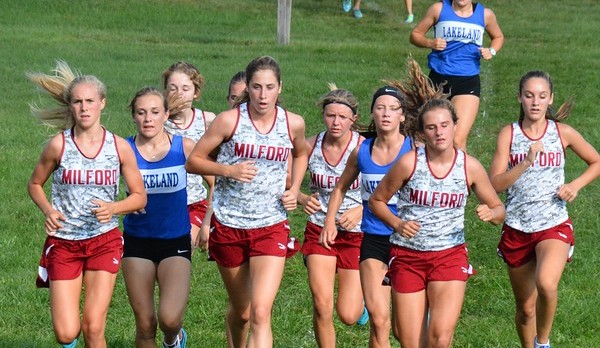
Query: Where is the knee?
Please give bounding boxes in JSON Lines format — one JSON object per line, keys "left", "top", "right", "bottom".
{"left": 251, "top": 305, "right": 273, "bottom": 326}
{"left": 81, "top": 318, "right": 106, "bottom": 343}
{"left": 428, "top": 333, "right": 453, "bottom": 348}
{"left": 515, "top": 301, "right": 536, "bottom": 324}
{"left": 368, "top": 310, "right": 390, "bottom": 332}
{"left": 158, "top": 314, "right": 181, "bottom": 336}
{"left": 313, "top": 297, "right": 334, "bottom": 322}
{"left": 537, "top": 279, "right": 559, "bottom": 300}
{"left": 54, "top": 330, "right": 80, "bottom": 346}
{"left": 228, "top": 303, "right": 250, "bottom": 325}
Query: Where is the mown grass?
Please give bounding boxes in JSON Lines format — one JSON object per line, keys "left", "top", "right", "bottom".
{"left": 0, "top": 0, "right": 598, "bottom": 346}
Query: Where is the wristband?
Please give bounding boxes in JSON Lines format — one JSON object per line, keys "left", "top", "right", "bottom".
{"left": 489, "top": 48, "right": 497, "bottom": 57}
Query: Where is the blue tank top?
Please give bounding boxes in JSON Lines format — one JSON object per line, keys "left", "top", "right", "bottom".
{"left": 124, "top": 135, "right": 190, "bottom": 239}
{"left": 428, "top": 0, "right": 486, "bottom": 76}
{"left": 357, "top": 136, "right": 412, "bottom": 236}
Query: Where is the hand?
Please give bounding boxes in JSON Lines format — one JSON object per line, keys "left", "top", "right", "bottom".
{"left": 44, "top": 208, "right": 66, "bottom": 236}
{"left": 197, "top": 224, "right": 210, "bottom": 252}
{"left": 525, "top": 141, "right": 544, "bottom": 165}
{"left": 479, "top": 47, "right": 494, "bottom": 60}
{"left": 558, "top": 183, "right": 579, "bottom": 203}
{"left": 301, "top": 193, "right": 321, "bottom": 215}
{"left": 394, "top": 220, "right": 420, "bottom": 239}
{"left": 476, "top": 204, "right": 494, "bottom": 222}
{"left": 92, "top": 199, "right": 116, "bottom": 223}
{"left": 282, "top": 190, "right": 297, "bottom": 211}
{"left": 336, "top": 205, "right": 362, "bottom": 231}
{"left": 319, "top": 224, "right": 338, "bottom": 250}
{"left": 431, "top": 38, "right": 447, "bottom": 51}
{"left": 229, "top": 160, "right": 257, "bottom": 182}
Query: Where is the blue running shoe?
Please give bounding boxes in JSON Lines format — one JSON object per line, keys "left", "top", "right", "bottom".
{"left": 342, "top": 0, "right": 351, "bottom": 12}
{"left": 534, "top": 337, "right": 550, "bottom": 348}
{"left": 179, "top": 328, "right": 187, "bottom": 348}
{"left": 353, "top": 9, "right": 363, "bottom": 19}
{"left": 357, "top": 306, "right": 369, "bottom": 325}
{"left": 62, "top": 338, "right": 78, "bottom": 348}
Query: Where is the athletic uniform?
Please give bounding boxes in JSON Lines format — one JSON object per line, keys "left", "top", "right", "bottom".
{"left": 164, "top": 108, "right": 209, "bottom": 227}
{"left": 428, "top": 0, "right": 486, "bottom": 97}
{"left": 301, "top": 131, "right": 362, "bottom": 269}
{"left": 358, "top": 136, "right": 412, "bottom": 263}
{"left": 37, "top": 127, "right": 123, "bottom": 287}
{"left": 209, "top": 102, "right": 294, "bottom": 267}
{"left": 123, "top": 135, "right": 192, "bottom": 262}
{"left": 389, "top": 147, "right": 473, "bottom": 293}
{"left": 497, "top": 120, "right": 574, "bottom": 267}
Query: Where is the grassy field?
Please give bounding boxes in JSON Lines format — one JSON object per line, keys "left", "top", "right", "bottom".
{"left": 1, "top": 0, "right": 599, "bottom": 346}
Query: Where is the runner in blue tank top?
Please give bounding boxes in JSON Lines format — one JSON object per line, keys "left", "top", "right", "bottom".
{"left": 122, "top": 87, "right": 195, "bottom": 348}
{"left": 322, "top": 84, "right": 413, "bottom": 348}
{"left": 410, "top": 0, "right": 504, "bottom": 150}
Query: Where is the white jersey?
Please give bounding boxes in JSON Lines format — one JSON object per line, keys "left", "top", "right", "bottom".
{"left": 51, "top": 128, "right": 120, "bottom": 240}
{"left": 164, "top": 108, "right": 207, "bottom": 204}
{"left": 213, "top": 102, "right": 293, "bottom": 228}
{"left": 505, "top": 120, "right": 567, "bottom": 232}
{"left": 307, "top": 131, "right": 361, "bottom": 231}
{"left": 391, "top": 147, "right": 469, "bottom": 251}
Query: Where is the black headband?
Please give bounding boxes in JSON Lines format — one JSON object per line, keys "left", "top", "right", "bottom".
{"left": 322, "top": 100, "right": 357, "bottom": 115}
{"left": 371, "top": 86, "right": 402, "bottom": 111}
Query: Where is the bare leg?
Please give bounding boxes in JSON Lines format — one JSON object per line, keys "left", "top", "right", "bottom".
{"left": 81, "top": 270, "right": 118, "bottom": 348}
{"left": 451, "top": 94, "right": 480, "bottom": 151}
{"left": 360, "top": 259, "right": 391, "bottom": 348}
{"left": 508, "top": 261, "right": 537, "bottom": 348}
{"left": 306, "top": 255, "right": 337, "bottom": 348}
{"left": 50, "top": 276, "right": 83, "bottom": 345}
{"left": 426, "top": 281, "right": 466, "bottom": 348}
{"left": 391, "top": 290, "right": 427, "bottom": 348}
{"left": 247, "top": 256, "right": 286, "bottom": 348}
{"left": 533, "top": 240, "right": 570, "bottom": 344}
{"left": 122, "top": 258, "right": 159, "bottom": 348}
{"left": 157, "top": 257, "right": 191, "bottom": 345}
{"left": 219, "top": 263, "right": 251, "bottom": 348}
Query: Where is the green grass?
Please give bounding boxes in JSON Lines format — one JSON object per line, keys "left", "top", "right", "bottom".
{"left": 1, "top": 0, "right": 599, "bottom": 346}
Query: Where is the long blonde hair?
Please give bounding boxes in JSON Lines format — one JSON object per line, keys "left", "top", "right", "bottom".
{"left": 27, "top": 60, "right": 106, "bottom": 131}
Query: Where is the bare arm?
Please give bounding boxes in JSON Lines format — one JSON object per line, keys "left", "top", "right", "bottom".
{"left": 489, "top": 125, "right": 541, "bottom": 193}
{"left": 297, "top": 135, "right": 322, "bottom": 215}
{"left": 282, "top": 112, "right": 308, "bottom": 211}
{"left": 186, "top": 109, "right": 257, "bottom": 181}
{"left": 556, "top": 124, "right": 600, "bottom": 202}
{"left": 467, "top": 155, "right": 505, "bottom": 225}
{"left": 369, "top": 151, "right": 421, "bottom": 239}
{"left": 410, "top": 3, "right": 446, "bottom": 50}
{"left": 479, "top": 8, "right": 505, "bottom": 60}
{"left": 320, "top": 148, "right": 361, "bottom": 249}
{"left": 28, "top": 135, "right": 64, "bottom": 235}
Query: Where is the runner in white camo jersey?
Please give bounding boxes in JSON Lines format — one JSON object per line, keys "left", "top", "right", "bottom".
{"left": 186, "top": 56, "right": 307, "bottom": 348}
{"left": 370, "top": 97, "right": 504, "bottom": 347}
{"left": 27, "top": 62, "right": 146, "bottom": 348}
{"left": 162, "top": 61, "right": 216, "bottom": 252}
{"left": 490, "top": 71, "right": 600, "bottom": 348}
{"left": 297, "top": 86, "right": 365, "bottom": 346}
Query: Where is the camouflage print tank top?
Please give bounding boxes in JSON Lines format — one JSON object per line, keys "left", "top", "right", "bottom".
{"left": 51, "top": 128, "right": 120, "bottom": 240}
{"left": 308, "top": 131, "right": 362, "bottom": 232}
{"left": 213, "top": 102, "right": 294, "bottom": 228}
{"left": 391, "top": 147, "right": 469, "bottom": 251}
{"left": 505, "top": 120, "right": 567, "bottom": 232}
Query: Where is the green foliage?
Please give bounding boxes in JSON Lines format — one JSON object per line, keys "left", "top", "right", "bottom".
{"left": 1, "top": 0, "right": 598, "bottom": 346}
